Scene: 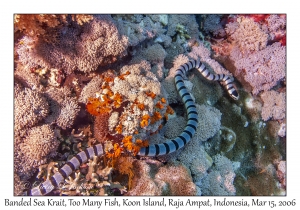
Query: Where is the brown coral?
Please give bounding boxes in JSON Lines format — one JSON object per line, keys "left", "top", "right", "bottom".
{"left": 16, "top": 15, "right": 128, "bottom": 74}
{"left": 14, "top": 14, "right": 93, "bottom": 37}
{"left": 94, "top": 112, "right": 110, "bottom": 143}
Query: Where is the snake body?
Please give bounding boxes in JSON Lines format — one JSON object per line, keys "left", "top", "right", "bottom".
{"left": 29, "top": 59, "right": 238, "bottom": 195}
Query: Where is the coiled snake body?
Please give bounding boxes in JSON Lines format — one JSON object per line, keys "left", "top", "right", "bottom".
{"left": 29, "top": 59, "right": 239, "bottom": 195}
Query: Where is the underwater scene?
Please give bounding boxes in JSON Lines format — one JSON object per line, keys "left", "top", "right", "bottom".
{"left": 13, "top": 14, "right": 286, "bottom": 196}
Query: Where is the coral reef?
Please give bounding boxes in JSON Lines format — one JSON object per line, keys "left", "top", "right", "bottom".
{"left": 231, "top": 42, "right": 286, "bottom": 95}
{"left": 226, "top": 16, "right": 268, "bottom": 52}
{"left": 44, "top": 87, "right": 80, "bottom": 129}
{"left": 260, "top": 90, "right": 286, "bottom": 121}
{"left": 194, "top": 104, "right": 222, "bottom": 142}
{"left": 16, "top": 15, "right": 128, "bottom": 74}
{"left": 125, "top": 159, "right": 197, "bottom": 195}
{"left": 199, "top": 154, "right": 236, "bottom": 196}
{"left": 14, "top": 14, "right": 286, "bottom": 196}
{"left": 14, "top": 83, "right": 49, "bottom": 131}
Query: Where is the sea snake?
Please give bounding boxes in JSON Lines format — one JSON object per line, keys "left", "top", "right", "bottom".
{"left": 28, "top": 59, "right": 239, "bottom": 195}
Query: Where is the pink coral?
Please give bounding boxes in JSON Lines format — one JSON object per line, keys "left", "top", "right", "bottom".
{"left": 231, "top": 42, "right": 286, "bottom": 95}
{"left": 226, "top": 16, "right": 268, "bottom": 52}
{"left": 260, "top": 90, "right": 286, "bottom": 121}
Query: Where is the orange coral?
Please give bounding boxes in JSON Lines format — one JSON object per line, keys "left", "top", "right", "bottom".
{"left": 155, "top": 101, "right": 164, "bottom": 109}
{"left": 118, "top": 71, "right": 131, "bottom": 80}
{"left": 140, "top": 114, "right": 150, "bottom": 128}
{"left": 122, "top": 136, "right": 133, "bottom": 151}
{"left": 151, "top": 111, "right": 162, "bottom": 124}
{"left": 113, "top": 93, "right": 122, "bottom": 108}
{"left": 114, "top": 143, "right": 123, "bottom": 157}
{"left": 86, "top": 97, "right": 111, "bottom": 116}
{"left": 161, "top": 97, "right": 166, "bottom": 103}
{"left": 132, "top": 139, "right": 149, "bottom": 155}
{"left": 115, "top": 124, "right": 123, "bottom": 134}
{"left": 145, "top": 91, "right": 156, "bottom": 99}
{"left": 104, "top": 76, "right": 114, "bottom": 83}
{"left": 166, "top": 105, "right": 175, "bottom": 115}
{"left": 137, "top": 103, "right": 145, "bottom": 111}
{"left": 106, "top": 143, "right": 123, "bottom": 159}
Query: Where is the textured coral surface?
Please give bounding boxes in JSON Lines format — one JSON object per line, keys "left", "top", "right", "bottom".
{"left": 14, "top": 14, "right": 286, "bottom": 196}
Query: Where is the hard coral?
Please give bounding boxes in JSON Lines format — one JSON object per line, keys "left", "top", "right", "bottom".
{"left": 226, "top": 16, "right": 268, "bottom": 52}
{"left": 44, "top": 87, "right": 80, "bottom": 129}
{"left": 194, "top": 104, "right": 222, "bottom": 142}
{"left": 94, "top": 112, "right": 110, "bottom": 143}
{"left": 126, "top": 159, "right": 197, "bottom": 195}
{"left": 14, "top": 83, "right": 49, "bottom": 131}
{"left": 17, "top": 15, "right": 128, "bottom": 74}
{"left": 200, "top": 154, "right": 236, "bottom": 196}
{"left": 260, "top": 90, "right": 286, "bottom": 121}
{"left": 231, "top": 42, "right": 286, "bottom": 95}
{"left": 18, "top": 124, "right": 60, "bottom": 178}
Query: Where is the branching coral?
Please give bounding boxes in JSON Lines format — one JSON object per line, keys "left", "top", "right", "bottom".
{"left": 61, "top": 156, "right": 126, "bottom": 196}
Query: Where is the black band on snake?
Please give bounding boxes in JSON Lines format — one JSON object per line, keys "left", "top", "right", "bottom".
{"left": 29, "top": 59, "right": 239, "bottom": 195}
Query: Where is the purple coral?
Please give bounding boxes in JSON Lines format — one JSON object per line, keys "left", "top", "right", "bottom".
{"left": 231, "top": 42, "right": 286, "bottom": 95}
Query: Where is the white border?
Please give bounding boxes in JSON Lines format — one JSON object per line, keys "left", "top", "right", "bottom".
{"left": 1, "top": 1, "right": 298, "bottom": 209}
